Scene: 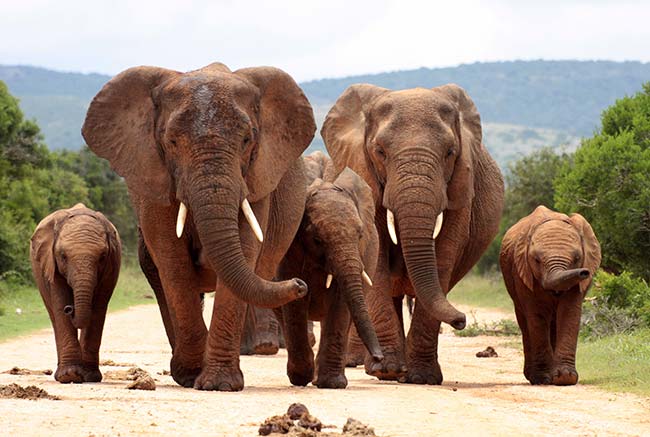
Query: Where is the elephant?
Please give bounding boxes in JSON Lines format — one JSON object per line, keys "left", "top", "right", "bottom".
{"left": 277, "top": 151, "right": 383, "bottom": 388}
{"left": 321, "top": 83, "right": 504, "bottom": 384}
{"left": 499, "top": 205, "right": 601, "bottom": 385}
{"left": 82, "top": 62, "right": 316, "bottom": 391}
{"left": 30, "top": 203, "right": 121, "bottom": 383}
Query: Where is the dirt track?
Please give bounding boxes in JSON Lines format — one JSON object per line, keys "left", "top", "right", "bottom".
{"left": 1, "top": 300, "right": 649, "bottom": 436}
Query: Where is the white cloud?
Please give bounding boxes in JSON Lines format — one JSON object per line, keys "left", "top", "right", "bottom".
{"left": 1, "top": 0, "right": 648, "bottom": 81}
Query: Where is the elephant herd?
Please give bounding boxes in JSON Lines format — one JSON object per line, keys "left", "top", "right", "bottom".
{"left": 28, "top": 62, "right": 601, "bottom": 391}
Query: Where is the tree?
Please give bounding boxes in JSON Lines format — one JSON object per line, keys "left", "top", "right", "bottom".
{"left": 476, "top": 147, "right": 569, "bottom": 273}
{"left": 555, "top": 83, "right": 650, "bottom": 281}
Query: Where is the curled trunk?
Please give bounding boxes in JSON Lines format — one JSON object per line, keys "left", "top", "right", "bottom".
{"left": 396, "top": 206, "right": 466, "bottom": 330}
{"left": 189, "top": 171, "right": 305, "bottom": 308}
{"left": 69, "top": 271, "right": 96, "bottom": 330}
{"left": 542, "top": 268, "right": 590, "bottom": 292}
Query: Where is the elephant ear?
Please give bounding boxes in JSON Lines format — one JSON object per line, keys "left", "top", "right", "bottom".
{"left": 333, "top": 167, "right": 376, "bottom": 232}
{"left": 303, "top": 151, "right": 329, "bottom": 185}
{"left": 437, "top": 84, "right": 481, "bottom": 210}
{"left": 321, "top": 84, "right": 390, "bottom": 201}
{"left": 82, "top": 66, "right": 179, "bottom": 205}
{"left": 509, "top": 206, "right": 553, "bottom": 290}
{"left": 235, "top": 67, "right": 316, "bottom": 202}
{"left": 569, "top": 213, "right": 602, "bottom": 293}
{"left": 30, "top": 209, "right": 68, "bottom": 284}
{"left": 94, "top": 211, "right": 122, "bottom": 261}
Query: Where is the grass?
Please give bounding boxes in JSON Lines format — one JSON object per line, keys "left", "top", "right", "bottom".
{"left": 452, "top": 273, "right": 650, "bottom": 396}
{"left": 454, "top": 317, "right": 520, "bottom": 337}
{"left": 449, "top": 273, "right": 514, "bottom": 312}
{"left": 577, "top": 328, "right": 650, "bottom": 396}
{"left": 0, "top": 265, "right": 154, "bottom": 342}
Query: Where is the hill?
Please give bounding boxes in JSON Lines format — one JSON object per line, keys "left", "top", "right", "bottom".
{"left": 1, "top": 61, "right": 649, "bottom": 167}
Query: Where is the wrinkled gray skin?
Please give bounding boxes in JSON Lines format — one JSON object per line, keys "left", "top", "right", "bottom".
{"left": 500, "top": 205, "right": 601, "bottom": 385}
{"left": 30, "top": 203, "right": 121, "bottom": 383}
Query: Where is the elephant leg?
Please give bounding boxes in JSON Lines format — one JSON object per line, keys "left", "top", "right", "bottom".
{"left": 240, "top": 305, "right": 257, "bottom": 355}
{"left": 364, "top": 244, "right": 407, "bottom": 380}
{"left": 401, "top": 298, "right": 443, "bottom": 385}
{"left": 523, "top": 302, "right": 554, "bottom": 385}
{"left": 39, "top": 281, "right": 85, "bottom": 383}
{"left": 194, "top": 198, "right": 268, "bottom": 391}
{"left": 282, "top": 298, "right": 314, "bottom": 386}
{"left": 552, "top": 293, "right": 583, "bottom": 385}
{"left": 138, "top": 229, "right": 175, "bottom": 351}
{"left": 78, "top": 296, "right": 111, "bottom": 383}
{"left": 345, "top": 324, "right": 366, "bottom": 367}
{"left": 314, "top": 294, "right": 350, "bottom": 389}
{"left": 307, "top": 320, "right": 315, "bottom": 347}
{"left": 393, "top": 296, "right": 406, "bottom": 339}
{"left": 513, "top": 303, "right": 533, "bottom": 381}
{"left": 140, "top": 206, "right": 208, "bottom": 388}
{"left": 252, "top": 306, "right": 281, "bottom": 355}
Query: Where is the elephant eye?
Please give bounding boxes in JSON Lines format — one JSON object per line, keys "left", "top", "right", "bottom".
{"left": 447, "top": 147, "right": 455, "bottom": 157}
{"left": 313, "top": 236, "right": 323, "bottom": 246}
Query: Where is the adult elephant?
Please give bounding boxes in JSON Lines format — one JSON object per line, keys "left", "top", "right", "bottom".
{"left": 322, "top": 84, "right": 504, "bottom": 384}
{"left": 82, "top": 63, "right": 316, "bottom": 391}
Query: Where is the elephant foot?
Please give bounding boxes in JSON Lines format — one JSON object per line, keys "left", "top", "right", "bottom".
{"left": 254, "top": 331, "right": 280, "bottom": 355}
{"left": 81, "top": 364, "right": 102, "bottom": 382}
{"left": 287, "top": 359, "right": 314, "bottom": 387}
{"left": 398, "top": 362, "right": 443, "bottom": 385}
{"left": 170, "top": 356, "right": 202, "bottom": 388}
{"left": 55, "top": 364, "right": 85, "bottom": 384}
{"left": 365, "top": 349, "right": 407, "bottom": 381}
{"left": 314, "top": 372, "right": 348, "bottom": 389}
{"left": 194, "top": 366, "right": 244, "bottom": 391}
{"left": 552, "top": 366, "right": 578, "bottom": 386}
{"left": 345, "top": 350, "right": 366, "bottom": 368}
{"left": 527, "top": 371, "right": 553, "bottom": 385}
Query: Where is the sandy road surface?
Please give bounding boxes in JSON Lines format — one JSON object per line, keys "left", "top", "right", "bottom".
{"left": 1, "top": 301, "right": 649, "bottom": 437}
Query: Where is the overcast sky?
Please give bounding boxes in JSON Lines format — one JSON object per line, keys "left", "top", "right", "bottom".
{"left": 2, "top": 0, "right": 649, "bottom": 82}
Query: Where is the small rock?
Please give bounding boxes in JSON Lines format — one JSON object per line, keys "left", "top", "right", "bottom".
{"left": 15, "top": 308, "right": 22, "bottom": 315}
{"left": 476, "top": 346, "right": 498, "bottom": 358}
{"left": 287, "top": 403, "right": 309, "bottom": 420}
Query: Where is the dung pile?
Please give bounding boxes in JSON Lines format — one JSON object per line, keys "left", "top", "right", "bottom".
{"left": 476, "top": 346, "right": 498, "bottom": 358}
{"left": 0, "top": 383, "right": 59, "bottom": 400}
{"left": 105, "top": 367, "right": 156, "bottom": 390}
{"left": 2, "top": 366, "right": 52, "bottom": 375}
{"left": 258, "top": 403, "right": 374, "bottom": 436}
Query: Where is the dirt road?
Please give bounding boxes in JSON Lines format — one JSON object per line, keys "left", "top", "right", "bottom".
{"left": 1, "top": 300, "right": 649, "bottom": 436}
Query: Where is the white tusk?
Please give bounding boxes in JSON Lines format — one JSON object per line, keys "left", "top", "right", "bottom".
{"left": 362, "top": 270, "right": 373, "bottom": 287}
{"left": 386, "top": 209, "right": 398, "bottom": 245}
{"left": 242, "top": 198, "right": 264, "bottom": 243}
{"left": 176, "top": 202, "right": 188, "bottom": 238}
{"left": 432, "top": 212, "right": 444, "bottom": 239}
{"left": 326, "top": 273, "right": 333, "bottom": 289}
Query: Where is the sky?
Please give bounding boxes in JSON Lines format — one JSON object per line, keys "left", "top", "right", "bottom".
{"left": 2, "top": 0, "right": 650, "bottom": 82}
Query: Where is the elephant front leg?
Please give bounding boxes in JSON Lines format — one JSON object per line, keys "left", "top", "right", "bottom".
{"left": 78, "top": 300, "right": 110, "bottom": 382}
{"left": 552, "top": 293, "right": 583, "bottom": 385}
{"left": 251, "top": 306, "right": 281, "bottom": 355}
{"left": 194, "top": 287, "right": 246, "bottom": 391}
{"left": 401, "top": 300, "right": 443, "bottom": 385}
{"left": 524, "top": 306, "right": 554, "bottom": 385}
{"left": 282, "top": 298, "right": 314, "bottom": 386}
{"left": 314, "top": 295, "right": 350, "bottom": 389}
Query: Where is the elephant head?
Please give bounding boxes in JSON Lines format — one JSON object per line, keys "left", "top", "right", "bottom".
{"left": 30, "top": 204, "right": 121, "bottom": 329}
{"left": 512, "top": 206, "right": 601, "bottom": 293}
{"left": 82, "top": 63, "right": 315, "bottom": 308}
{"left": 321, "top": 84, "right": 479, "bottom": 329}
{"left": 303, "top": 167, "right": 383, "bottom": 360}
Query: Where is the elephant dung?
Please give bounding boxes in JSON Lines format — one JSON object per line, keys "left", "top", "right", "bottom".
{"left": 3, "top": 366, "right": 52, "bottom": 375}
{"left": 342, "top": 418, "right": 375, "bottom": 436}
{"left": 0, "top": 383, "right": 59, "bottom": 400}
{"left": 258, "top": 414, "right": 294, "bottom": 435}
{"left": 476, "top": 346, "right": 498, "bottom": 358}
{"left": 287, "top": 403, "right": 310, "bottom": 420}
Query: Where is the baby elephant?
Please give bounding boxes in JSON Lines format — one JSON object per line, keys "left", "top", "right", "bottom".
{"left": 278, "top": 153, "right": 383, "bottom": 389}
{"left": 30, "top": 203, "right": 121, "bottom": 383}
{"left": 500, "top": 206, "right": 601, "bottom": 386}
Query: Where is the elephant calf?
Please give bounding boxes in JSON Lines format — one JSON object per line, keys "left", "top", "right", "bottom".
{"left": 30, "top": 203, "right": 121, "bottom": 383}
{"left": 278, "top": 152, "right": 383, "bottom": 389}
{"left": 500, "top": 205, "right": 601, "bottom": 386}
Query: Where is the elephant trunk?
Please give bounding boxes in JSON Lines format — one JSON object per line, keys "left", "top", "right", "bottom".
{"left": 187, "top": 167, "right": 306, "bottom": 308}
{"left": 542, "top": 267, "right": 590, "bottom": 292}
{"left": 68, "top": 266, "right": 97, "bottom": 330}
{"left": 331, "top": 247, "right": 383, "bottom": 361}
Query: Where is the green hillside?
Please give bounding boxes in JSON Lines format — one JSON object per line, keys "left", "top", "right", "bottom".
{"left": 1, "top": 61, "right": 648, "bottom": 167}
